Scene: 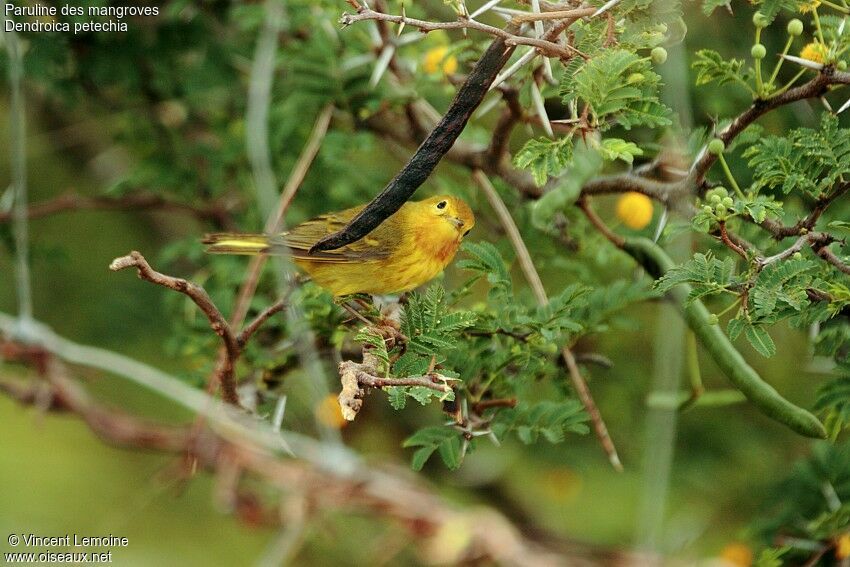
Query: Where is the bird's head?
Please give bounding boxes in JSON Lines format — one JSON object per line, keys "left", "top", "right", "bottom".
{"left": 420, "top": 195, "right": 475, "bottom": 240}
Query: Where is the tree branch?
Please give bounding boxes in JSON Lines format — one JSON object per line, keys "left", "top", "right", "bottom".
{"left": 0, "top": 342, "right": 575, "bottom": 566}
{"left": 310, "top": 27, "right": 518, "bottom": 253}
{"left": 339, "top": 8, "right": 582, "bottom": 59}
{"left": 0, "top": 191, "right": 239, "bottom": 228}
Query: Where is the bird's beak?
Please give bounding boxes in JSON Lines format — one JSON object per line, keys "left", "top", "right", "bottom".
{"left": 449, "top": 217, "right": 465, "bottom": 229}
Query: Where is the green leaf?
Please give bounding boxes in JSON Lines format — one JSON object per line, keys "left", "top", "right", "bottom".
{"left": 745, "top": 114, "right": 850, "bottom": 199}
{"left": 561, "top": 49, "right": 671, "bottom": 131}
{"left": 599, "top": 138, "right": 644, "bottom": 164}
{"left": 514, "top": 135, "right": 575, "bottom": 186}
{"left": 492, "top": 400, "right": 589, "bottom": 444}
{"left": 814, "top": 375, "right": 850, "bottom": 438}
{"left": 654, "top": 252, "right": 738, "bottom": 301}
{"left": 692, "top": 49, "right": 748, "bottom": 88}
{"left": 386, "top": 387, "right": 407, "bottom": 410}
{"left": 403, "top": 427, "right": 464, "bottom": 470}
{"left": 828, "top": 220, "right": 850, "bottom": 236}
{"left": 458, "top": 242, "right": 513, "bottom": 298}
{"left": 745, "top": 324, "right": 777, "bottom": 358}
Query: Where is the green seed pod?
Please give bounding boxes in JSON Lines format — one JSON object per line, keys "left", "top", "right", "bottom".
{"left": 751, "top": 43, "right": 767, "bottom": 59}
{"left": 710, "top": 194, "right": 722, "bottom": 205}
{"left": 702, "top": 205, "right": 714, "bottom": 214}
{"left": 792, "top": 252, "right": 803, "bottom": 260}
{"left": 715, "top": 204, "right": 727, "bottom": 216}
{"left": 651, "top": 46, "right": 668, "bottom": 65}
{"left": 622, "top": 237, "right": 827, "bottom": 439}
{"left": 753, "top": 12, "right": 769, "bottom": 28}
{"left": 707, "top": 314, "right": 720, "bottom": 325}
{"left": 787, "top": 18, "right": 803, "bottom": 36}
{"left": 707, "top": 138, "right": 725, "bottom": 155}
{"left": 722, "top": 196, "right": 734, "bottom": 208}
{"left": 838, "top": 60, "right": 848, "bottom": 71}
{"left": 714, "top": 186, "right": 728, "bottom": 198}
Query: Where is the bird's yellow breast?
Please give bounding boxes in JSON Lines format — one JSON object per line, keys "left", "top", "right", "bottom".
{"left": 296, "top": 211, "right": 463, "bottom": 296}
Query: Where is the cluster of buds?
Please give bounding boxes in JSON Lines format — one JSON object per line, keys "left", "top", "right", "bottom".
{"left": 702, "top": 186, "right": 735, "bottom": 220}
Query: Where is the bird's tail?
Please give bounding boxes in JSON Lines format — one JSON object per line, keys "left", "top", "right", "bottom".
{"left": 202, "top": 233, "right": 274, "bottom": 255}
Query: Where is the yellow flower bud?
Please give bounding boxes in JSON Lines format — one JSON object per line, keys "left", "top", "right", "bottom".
{"left": 422, "top": 46, "right": 458, "bottom": 75}
{"left": 799, "top": 0, "right": 821, "bottom": 12}
{"left": 800, "top": 42, "right": 828, "bottom": 63}
{"left": 836, "top": 533, "right": 850, "bottom": 560}
{"left": 719, "top": 543, "right": 753, "bottom": 567}
{"left": 616, "top": 192, "right": 654, "bottom": 230}
{"left": 315, "top": 394, "right": 348, "bottom": 429}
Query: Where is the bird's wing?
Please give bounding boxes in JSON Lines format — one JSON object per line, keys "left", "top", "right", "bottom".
{"left": 271, "top": 205, "right": 403, "bottom": 263}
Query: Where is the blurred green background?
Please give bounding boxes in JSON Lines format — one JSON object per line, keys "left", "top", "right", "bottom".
{"left": 0, "top": 0, "right": 845, "bottom": 564}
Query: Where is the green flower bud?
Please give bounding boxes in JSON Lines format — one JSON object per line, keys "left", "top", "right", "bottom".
{"left": 707, "top": 138, "right": 725, "bottom": 155}
{"left": 710, "top": 194, "right": 722, "bottom": 204}
{"left": 627, "top": 72, "right": 645, "bottom": 84}
{"left": 753, "top": 12, "right": 769, "bottom": 28}
{"left": 787, "top": 18, "right": 803, "bottom": 36}
{"left": 839, "top": 60, "right": 848, "bottom": 71}
{"left": 722, "top": 196, "right": 735, "bottom": 208}
{"left": 651, "top": 46, "right": 668, "bottom": 65}
{"left": 714, "top": 186, "right": 728, "bottom": 198}
{"left": 792, "top": 252, "right": 803, "bottom": 260}
{"left": 707, "top": 314, "right": 720, "bottom": 325}
{"left": 715, "top": 204, "right": 727, "bottom": 216}
{"left": 751, "top": 43, "right": 767, "bottom": 59}
{"left": 702, "top": 205, "right": 714, "bottom": 214}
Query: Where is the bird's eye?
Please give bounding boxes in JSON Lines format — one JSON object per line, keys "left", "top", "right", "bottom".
{"left": 436, "top": 200, "right": 447, "bottom": 210}
{"left": 462, "top": 229, "right": 471, "bottom": 237}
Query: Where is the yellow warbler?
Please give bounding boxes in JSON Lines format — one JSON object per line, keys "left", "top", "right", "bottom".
{"left": 615, "top": 192, "right": 654, "bottom": 229}
{"left": 422, "top": 46, "right": 458, "bottom": 75}
{"left": 204, "top": 195, "right": 474, "bottom": 296}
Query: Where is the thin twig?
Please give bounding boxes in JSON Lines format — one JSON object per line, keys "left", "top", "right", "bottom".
{"left": 718, "top": 221, "right": 748, "bottom": 260}
{"left": 110, "top": 251, "right": 242, "bottom": 405}
{"left": 0, "top": 191, "right": 238, "bottom": 226}
{"left": 578, "top": 196, "right": 625, "bottom": 248}
{"left": 340, "top": 8, "right": 582, "bottom": 58}
{"left": 473, "top": 170, "right": 623, "bottom": 471}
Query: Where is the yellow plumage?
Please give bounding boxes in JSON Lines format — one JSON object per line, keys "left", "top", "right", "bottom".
{"left": 203, "top": 195, "right": 475, "bottom": 296}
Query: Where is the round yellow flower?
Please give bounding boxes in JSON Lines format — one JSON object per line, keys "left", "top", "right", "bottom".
{"left": 315, "top": 394, "right": 348, "bottom": 429}
{"left": 799, "top": 0, "right": 821, "bottom": 13}
{"left": 616, "top": 192, "right": 654, "bottom": 230}
{"left": 836, "top": 533, "right": 850, "bottom": 560}
{"left": 422, "top": 46, "right": 458, "bottom": 75}
{"left": 800, "top": 42, "right": 829, "bottom": 63}
{"left": 719, "top": 543, "right": 753, "bottom": 567}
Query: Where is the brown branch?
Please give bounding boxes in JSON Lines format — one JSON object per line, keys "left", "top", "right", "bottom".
{"left": 718, "top": 221, "right": 749, "bottom": 260}
{"left": 109, "top": 252, "right": 288, "bottom": 407}
{"left": 338, "top": 353, "right": 453, "bottom": 421}
{"left": 0, "top": 191, "right": 238, "bottom": 227}
{"left": 340, "top": 8, "right": 582, "bottom": 59}
{"left": 472, "top": 398, "right": 518, "bottom": 413}
{"left": 237, "top": 297, "right": 289, "bottom": 348}
{"left": 577, "top": 196, "right": 624, "bottom": 248}
{"left": 0, "top": 349, "right": 576, "bottom": 565}
{"left": 690, "top": 73, "right": 834, "bottom": 185}
{"left": 818, "top": 245, "right": 850, "bottom": 275}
